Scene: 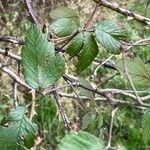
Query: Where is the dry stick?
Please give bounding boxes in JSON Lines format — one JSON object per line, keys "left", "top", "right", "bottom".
{"left": 29, "top": 89, "right": 36, "bottom": 121}
{"left": 0, "top": 48, "right": 21, "bottom": 61}
{"left": 94, "top": 54, "right": 114, "bottom": 76}
{"left": 106, "top": 107, "right": 118, "bottom": 149}
{"left": 93, "top": 0, "right": 150, "bottom": 25}
{"left": 52, "top": 87, "right": 71, "bottom": 131}
{"left": 24, "top": 0, "right": 41, "bottom": 28}
{"left": 0, "top": 35, "right": 25, "bottom": 45}
{"left": 83, "top": 3, "right": 100, "bottom": 29}
{"left": 0, "top": 63, "right": 32, "bottom": 90}
{"left": 64, "top": 74, "right": 116, "bottom": 105}
{"left": 64, "top": 74, "right": 150, "bottom": 107}
{"left": 63, "top": 78, "right": 88, "bottom": 111}
{"left": 59, "top": 92, "right": 149, "bottom": 109}
{"left": 13, "top": 81, "right": 18, "bottom": 108}
{"left": 12, "top": 59, "right": 21, "bottom": 108}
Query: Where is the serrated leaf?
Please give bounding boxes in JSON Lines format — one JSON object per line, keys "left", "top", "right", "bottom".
{"left": 0, "top": 106, "right": 37, "bottom": 149}
{"left": 95, "top": 20, "right": 127, "bottom": 54}
{"left": 67, "top": 33, "right": 84, "bottom": 57}
{"left": 77, "top": 32, "right": 98, "bottom": 72}
{"left": 0, "top": 127, "right": 23, "bottom": 150}
{"left": 58, "top": 131, "right": 105, "bottom": 150}
{"left": 142, "top": 109, "right": 150, "bottom": 143}
{"left": 50, "top": 18, "right": 78, "bottom": 37}
{"left": 8, "top": 106, "right": 27, "bottom": 121}
{"left": 21, "top": 24, "right": 65, "bottom": 89}
{"left": 50, "top": 7, "right": 80, "bottom": 26}
{"left": 81, "top": 111, "right": 103, "bottom": 133}
{"left": 117, "top": 58, "right": 150, "bottom": 86}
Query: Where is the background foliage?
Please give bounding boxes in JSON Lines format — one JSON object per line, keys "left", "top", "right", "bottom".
{"left": 0, "top": 0, "right": 150, "bottom": 149}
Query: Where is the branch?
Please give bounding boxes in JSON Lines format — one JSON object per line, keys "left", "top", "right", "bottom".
{"left": 83, "top": 3, "right": 100, "bottom": 29}
{"left": 0, "top": 35, "right": 25, "bottom": 45}
{"left": 63, "top": 74, "right": 150, "bottom": 108}
{"left": 106, "top": 107, "right": 118, "bottom": 149}
{"left": 59, "top": 92, "right": 148, "bottom": 109}
{"left": 24, "top": 0, "right": 42, "bottom": 28}
{"left": 0, "top": 63, "right": 32, "bottom": 90}
{"left": 0, "top": 48, "right": 21, "bottom": 61}
{"left": 93, "top": 0, "right": 150, "bottom": 25}
{"left": 52, "top": 86, "right": 71, "bottom": 131}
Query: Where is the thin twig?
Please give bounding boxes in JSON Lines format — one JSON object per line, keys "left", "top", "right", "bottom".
{"left": 0, "top": 63, "right": 32, "bottom": 90}
{"left": 59, "top": 92, "right": 148, "bottom": 109}
{"left": 83, "top": 3, "right": 100, "bottom": 29}
{"left": 93, "top": 0, "right": 150, "bottom": 25}
{"left": 24, "top": 0, "right": 42, "bottom": 28}
{"left": 63, "top": 78, "right": 88, "bottom": 111}
{"left": 106, "top": 107, "right": 118, "bottom": 149}
{"left": 122, "top": 52, "right": 145, "bottom": 106}
{"left": 0, "top": 35, "right": 25, "bottom": 45}
{"left": 13, "top": 81, "right": 18, "bottom": 108}
{"left": 64, "top": 74, "right": 150, "bottom": 107}
{"left": 53, "top": 86, "right": 71, "bottom": 131}
{"left": 29, "top": 89, "right": 36, "bottom": 121}
{"left": 0, "top": 48, "right": 21, "bottom": 61}
{"left": 94, "top": 55, "right": 114, "bottom": 76}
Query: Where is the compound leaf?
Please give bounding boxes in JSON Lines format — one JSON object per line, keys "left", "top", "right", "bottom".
{"left": 95, "top": 20, "right": 127, "bottom": 54}
{"left": 0, "top": 106, "right": 37, "bottom": 149}
{"left": 21, "top": 24, "right": 65, "bottom": 90}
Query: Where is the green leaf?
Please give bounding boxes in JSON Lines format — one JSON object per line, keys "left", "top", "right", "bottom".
{"left": 81, "top": 111, "right": 103, "bottom": 133}
{"left": 0, "top": 127, "right": 23, "bottom": 150}
{"left": 0, "top": 106, "right": 37, "bottom": 149}
{"left": 58, "top": 131, "right": 105, "bottom": 150}
{"left": 142, "top": 109, "right": 150, "bottom": 143}
{"left": 50, "top": 7, "right": 80, "bottom": 26}
{"left": 95, "top": 20, "right": 127, "bottom": 54}
{"left": 117, "top": 58, "right": 150, "bottom": 86}
{"left": 67, "top": 33, "right": 84, "bottom": 57}
{"left": 21, "top": 24, "right": 65, "bottom": 89}
{"left": 77, "top": 32, "right": 98, "bottom": 73}
{"left": 50, "top": 18, "right": 78, "bottom": 37}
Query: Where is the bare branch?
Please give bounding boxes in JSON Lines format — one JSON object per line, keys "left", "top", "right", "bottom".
{"left": 83, "top": 3, "right": 100, "bottom": 29}
{"left": 0, "top": 63, "right": 32, "bottom": 90}
{"left": 13, "top": 81, "right": 18, "bottom": 108}
{"left": 0, "top": 48, "right": 21, "bottom": 61}
{"left": 53, "top": 86, "right": 71, "bottom": 131}
{"left": 106, "top": 107, "right": 118, "bottom": 149}
{"left": 24, "top": 0, "right": 42, "bottom": 28}
{"left": 93, "top": 0, "right": 150, "bottom": 25}
{"left": 0, "top": 35, "right": 25, "bottom": 45}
